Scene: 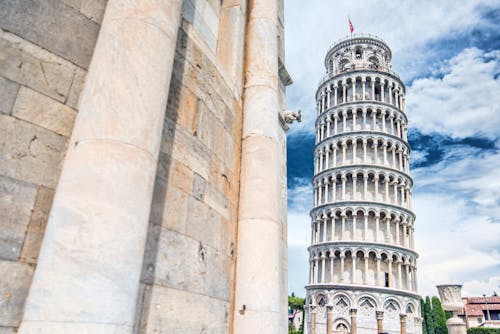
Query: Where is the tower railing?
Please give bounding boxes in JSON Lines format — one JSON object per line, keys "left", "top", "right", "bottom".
{"left": 318, "top": 64, "right": 401, "bottom": 85}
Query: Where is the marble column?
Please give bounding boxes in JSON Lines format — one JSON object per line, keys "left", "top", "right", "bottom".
{"left": 19, "top": 1, "right": 183, "bottom": 332}
{"left": 376, "top": 311, "right": 384, "bottom": 333}
{"left": 233, "top": 0, "right": 284, "bottom": 332}
{"left": 327, "top": 306, "right": 333, "bottom": 334}
{"left": 350, "top": 308, "right": 358, "bottom": 334}
{"left": 311, "top": 307, "right": 317, "bottom": 334}
{"left": 400, "top": 314, "right": 407, "bottom": 334}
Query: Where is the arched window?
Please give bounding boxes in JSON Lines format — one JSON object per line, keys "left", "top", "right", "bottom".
{"left": 339, "top": 58, "right": 350, "bottom": 72}
{"left": 355, "top": 47, "right": 363, "bottom": 60}
{"left": 329, "top": 58, "right": 335, "bottom": 74}
{"left": 316, "top": 294, "right": 327, "bottom": 311}
{"left": 368, "top": 56, "right": 380, "bottom": 69}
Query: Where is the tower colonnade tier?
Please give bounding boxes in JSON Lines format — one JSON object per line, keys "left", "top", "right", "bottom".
{"left": 305, "top": 34, "right": 422, "bottom": 334}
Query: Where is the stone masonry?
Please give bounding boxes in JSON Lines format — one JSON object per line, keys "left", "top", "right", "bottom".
{"left": 0, "top": 1, "right": 291, "bottom": 333}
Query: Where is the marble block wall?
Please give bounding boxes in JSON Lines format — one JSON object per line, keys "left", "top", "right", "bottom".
{"left": 0, "top": 0, "right": 288, "bottom": 333}
{"left": 0, "top": 1, "right": 105, "bottom": 332}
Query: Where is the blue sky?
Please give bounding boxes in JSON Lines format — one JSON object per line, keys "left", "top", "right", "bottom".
{"left": 284, "top": 0, "right": 500, "bottom": 298}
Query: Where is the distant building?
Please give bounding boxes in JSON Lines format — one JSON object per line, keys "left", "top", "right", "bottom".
{"left": 460, "top": 297, "right": 500, "bottom": 328}
{"left": 289, "top": 308, "right": 304, "bottom": 331}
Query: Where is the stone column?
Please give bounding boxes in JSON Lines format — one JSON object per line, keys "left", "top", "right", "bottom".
{"left": 388, "top": 259, "right": 393, "bottom": 287}
{"left": 376, "top": 256, "right": 381, "bottom": 286}
{"left": 340, "top": 255, "right": 345, "bottom": 281}
{"left": 321, "top": 255, "right": 326, "bottom": 283}
{"left": 400, "top": 314, "right": 407, "bottom": 334}
{"left": 325, "top": 148, "right": 330, "bottom": 169}
{"left": 352, "top": 215, "right": 357, "bottom": 239}
{"left": 352, "top": 253, "right": 357, "bottom": 283}
{"left": 332, "top": 179, "right": 337, "bottom": 202}
{"left": 352, "top": 78, "right": 356, "bottom": 100}
{"left": 311, "top": 307, "right": 317, "bottom": 334}
{"left": 309, "top": 259, "right": 314, "bottom": 283}
{"left": 376, "top": 311, "right": 384, "bottom": 333}
{"left": 324, "top": 180, "right": 329, "bottom": 203}
{"left": 330, "top": 253, "right": 334, "bottom": 280}
{"left": 327, "top": 306, "right": 334, "bottom": 334}
{"left": 363, "top": 140, "right": 367, "bottom": 163}
{"left": 362, "top": 79, "right": 366, "bottom": 100}
{"left": 364, "top": 255, "right": 369, "bottom": 284}
{"left": 341, "top": 215, "right": 346, "bottom": 240}
{"left": 233, "top": 0, "right": 285, "bottom": 332}
{"left": 19, "top": 1, "right": 182, "bottom": 332}
{"left": 350, "top": 308, "right": 358, "bottom": 334}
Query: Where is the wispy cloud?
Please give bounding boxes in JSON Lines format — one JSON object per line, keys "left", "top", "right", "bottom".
{"left": 408, "top": 48, "right": 500, "bottom": 138}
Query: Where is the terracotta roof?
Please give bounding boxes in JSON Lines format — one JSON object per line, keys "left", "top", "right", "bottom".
{"left": 459, "top": 297, "right": 500, "bottom": 317}
{"left": 466, "top": 297, "right": 500, "bottom": 304}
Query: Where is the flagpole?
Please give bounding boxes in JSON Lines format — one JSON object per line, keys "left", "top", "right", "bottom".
{"left": 348, "top": 16, "right": 353, "bottom": 37}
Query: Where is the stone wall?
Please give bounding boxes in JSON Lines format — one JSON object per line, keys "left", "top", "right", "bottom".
{"left": 0, "top": 1, "right": 288, "bottom": 333}
{"left": 136, "top": 0, "right": 247, "bottom": 331}
{"left": 0, "top": 1, "right": 105, "bottom": 332}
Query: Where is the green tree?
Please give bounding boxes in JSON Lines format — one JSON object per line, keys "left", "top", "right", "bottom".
{"left": 424, "top": 296, "right": 436, "bottom": 334}
{"left": 431, "top": 296, "right": 448, "bottom": 334}
{"left": 288, "top": 293, "right": 305, "bottom": 334}
{"left": 421, "top": 298, "right": 429, "bottom": 334}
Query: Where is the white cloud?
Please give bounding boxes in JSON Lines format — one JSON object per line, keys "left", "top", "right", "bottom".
{"left": 407, "top": 48, "right": 500, "bottom": 138}
{"left": 412, "top": 144, "right": 500, "bottom": 296}
{"left": 285, "top": 0, "right": 498, "bottom": 134}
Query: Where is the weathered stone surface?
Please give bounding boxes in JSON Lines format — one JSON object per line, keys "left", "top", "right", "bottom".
{"left": 142, "top": 283, "right": 230, "bottom": 334}
{"left": 19, "top": 187, "right": 55, "bottom": 264}
{"left": 0, "top": 326, "right": 16, "bottom": 334}
{"left": 193, "top": 172, "right": 206, "bottom": 201}
{"left": 0, "top": 0, "right": 100, "bottom": 68}
{"left": 12, "top": 87, "right": 77, "bottom": 137}
{"left": 152, "top": 228, "right": 206, "bottom": 293}
{"left": 0, "top": 261, "right": 33, "bottom": 327}
{"left": 148, "top": 226, "right": 232, "bottom": 301}
{"left": 165, "top": 77, "right": 199, "bottom": 135}
{"left": 80, "top": 0, "right": 106, "bottom": 23}
{"left": 204, "top": 182, "right": 229, "bottom": 219}
{"left": 0, "top": 114, "right": 68, "bottom": 188}
{"left": 0, "top": 175, "right": 37, "bottom": 261}
{"left": 0, "top": 77, "right": 19, "bottom": 115}
{"left": 187, "top": 197, "right": 221, "bottom": 249}
{"left": 66, "top": 66, "right": 86, "bottom": 110}
{"left": 0, "top": 29, "right": 76, "bottom": 103}
{"left": 162, "top": 117, "right": 211, "bottom": 180}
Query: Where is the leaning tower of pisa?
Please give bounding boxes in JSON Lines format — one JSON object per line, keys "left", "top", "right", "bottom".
{"left": 305, "top": 34, "right": 422, "bottom": 334}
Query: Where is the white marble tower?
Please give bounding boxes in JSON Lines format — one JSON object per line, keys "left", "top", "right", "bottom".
{"left": 305, "top": 34, "right": 422, "bottom": 334}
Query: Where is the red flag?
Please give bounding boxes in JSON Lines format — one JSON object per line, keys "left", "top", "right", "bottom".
{"left": 349, "top": 17, "right": 354, "bottom": 33}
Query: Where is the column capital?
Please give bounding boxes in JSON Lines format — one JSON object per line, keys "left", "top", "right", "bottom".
{"left": 376, "top": 310, "right": 384, "bottom": 319}
{"left": 350, "top": 308, "right": 358, "bottom": 316}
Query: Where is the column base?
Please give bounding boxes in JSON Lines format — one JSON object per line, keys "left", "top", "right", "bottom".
{"left": 446, "top": 317, "right": 467, "bottom": 334}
